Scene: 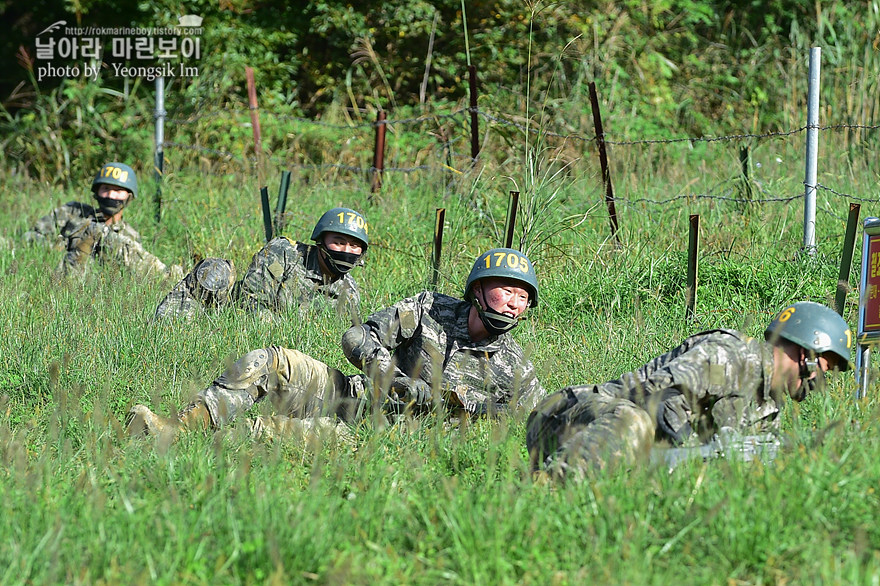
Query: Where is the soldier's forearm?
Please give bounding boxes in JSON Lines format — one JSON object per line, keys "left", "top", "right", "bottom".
{"left": 651, "top": 432, "right": 781, "bottom": 470}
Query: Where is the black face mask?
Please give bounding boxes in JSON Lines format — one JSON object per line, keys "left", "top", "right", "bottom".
{"left": 474, "top": 288, "right": 519, "bottom": 336}
{"left": 319, "top": 245, "right": 361, "bottom": 276}
{"left": 95, "top": 196, "right": 127, "bottom": 217}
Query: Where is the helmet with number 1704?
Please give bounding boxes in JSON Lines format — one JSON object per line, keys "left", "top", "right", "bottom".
{"left": 310, "top": 208, "right": 369, "bottom": 250}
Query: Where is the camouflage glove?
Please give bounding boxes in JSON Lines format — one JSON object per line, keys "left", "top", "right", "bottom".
{"left": 464, "top": 401, "right": 508, "bottom": 418}
{"left": 654, "top": 391, "right": 694, "bottom": 445}
{"left": 389, "top": 376, "right": 433, "bottom": 407}
{"left": 63, "top": 221, "right": 101, "bottom": 268}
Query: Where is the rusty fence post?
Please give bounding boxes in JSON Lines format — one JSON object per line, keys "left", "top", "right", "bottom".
{"left": 468, "top": 65, "right": 480, "bottom": 163}
{"left": 505, "top": 191, "right": 520, "bottom": 248}
{"left": 588, "top": 81, "right": 621, "bottom": 247}
{"left": 371, "top": 110, "right": 387, "bottom": 194}
{"left": 245, "top": 66, "right": 264, "bottom": 188}
{"left": 432, "top": 208, "right": 446, "bottom": 288}
{"left": 835, "top": 203, "right": 861, "bottom": 315}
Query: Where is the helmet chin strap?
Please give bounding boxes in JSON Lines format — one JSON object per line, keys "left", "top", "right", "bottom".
{"left": 474, "top": 285, "right": 518, "bottom": 336}
{"left": 798, "top": 350, "right": 823, "bottom": 395}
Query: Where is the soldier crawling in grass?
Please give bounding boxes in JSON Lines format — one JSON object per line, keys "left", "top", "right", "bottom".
{"left": 153, "top": 207, "right": 367, "bottom": 323}
{"left": 526, "top": 301, "right": 853, "bottom": 481}
{"left": 24, "top": 161, "right": 181, "bottom": 279}
{"left": 128, "top": 248, "right": 546, "bottom": 441}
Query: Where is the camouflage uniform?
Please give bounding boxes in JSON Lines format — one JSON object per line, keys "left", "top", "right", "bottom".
{"left": 25, "top": 200, "right": 177, "bottom": 277}
{"left": 235, "top": 238, "right": 360, "bottom": 320}
{"left": 527, "top": 329, "right": 781, "bottom": 480}
{"left": 154, "top": 238, "right": 360, "bottom": 321}
{"left": 191, "top": 291, "right": 544, "bottom": 430}
{"left": 343, "top": 291, "right": 544, "bottom": 415}
{"left": 24, "top": 201, "right": 140, "bottom": 248}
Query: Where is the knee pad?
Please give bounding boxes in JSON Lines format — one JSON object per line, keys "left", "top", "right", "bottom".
{"left": 214, "top": 347, "right": 275, "bottom": 391}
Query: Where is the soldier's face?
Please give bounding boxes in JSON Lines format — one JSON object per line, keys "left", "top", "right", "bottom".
{"left": 775, "top": 343, "right": 838, "bottom": 401}
{"left": 324, "top": 233, "right": 364, "bottom": 255}
{"left": 475, "top": 278, "right": 530, "bottom": 318}
{"left": 96, "top": 183, "right": 132, "bottom": 202}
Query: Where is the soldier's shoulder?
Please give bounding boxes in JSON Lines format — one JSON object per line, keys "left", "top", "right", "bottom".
{"left": 114, "top": 221, "right": 141, "bottom": 240}
{"left": 394, "top": 291, "right": 461, "bottom": 315}
{"left": 61, "top": 201, "right": 98, "bottom": 217}
{"left": 689, "top": 328, "right": 764, "bottom": 361}
{"left": 420, "top": 291, "right": 462, "bottom": 307}
{"left": 691, "top": 328, "right": 748, "bottom": 345}
{"left": 342, "top": 272, "right": 360, "bottom": 291}
{"left": 269, "top": 236, "right": 304, "bottom": 258}
{"left": 248, "top": 236, "right": 298, "bottom": 262}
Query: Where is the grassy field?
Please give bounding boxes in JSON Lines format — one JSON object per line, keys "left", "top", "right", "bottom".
{"left": 1, "top": 134, "right": 879, "bottom": 584}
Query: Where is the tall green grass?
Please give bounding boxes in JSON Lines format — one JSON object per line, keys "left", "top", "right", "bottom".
{"left": 1, "top": 129, "right": 879, "bottom": 582}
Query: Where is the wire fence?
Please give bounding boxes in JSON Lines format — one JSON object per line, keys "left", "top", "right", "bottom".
{"left": 158, "top": 100, "right": 879, "bottom": 211}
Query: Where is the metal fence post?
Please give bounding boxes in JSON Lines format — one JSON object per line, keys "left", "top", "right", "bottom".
{"left": 802, "top": 47, "right": 821, "bottom": 255}
{"left": 686, "top": 214, "right": 700, "bottom": 320}
{"left": 835, "top": 203, "right": 861, "bottom": 315}
{"left": 153, "top": 76, "right": 165, "bottom": 223}
{"left": 505, "top": 191, "right": 520, "bottom": 249}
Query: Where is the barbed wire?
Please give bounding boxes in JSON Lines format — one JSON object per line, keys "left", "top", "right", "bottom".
{"left": 166, "top": 109, "right": 243, "bottom": 125}
{"left": 167, "top": 104, "right": 469, "bottom": 129}
{"left": 816, "top": 183, "right": 880, "bottom": 204}
{"left": 266, "top": 108, "right": 468, "bottom": 129}
{"left": 162, "top": 142, "right": 248, "bottom": 162}
{"left": 617, "top": 192, "right": 803, "bottom": 206}
{"left": 164, "top": 102, "right": 878, "bottom": 151}
{"left": 159, "top": 104, "right": 877, "bottom": 210}
{"left": 605, "top": 127, "right": 809, "bottom": 145}
{"left": 161, "top": 139, "right": 874, "bottom": 208}
{"left": 163, "top": 142, "right": 458, "bottom": 175}
{"left": 475, "top": 109, "right": 596, "bottom": 143}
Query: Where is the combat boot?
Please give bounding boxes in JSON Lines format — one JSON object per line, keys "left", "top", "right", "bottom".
{"left": 177, "top": 401, "right": 212, "bottom": 431}
{"left": 126, "top": 404, "right": 176, "bottom": 438}
{"left": 126, "top": 401, "right": 212, "bottom": 439}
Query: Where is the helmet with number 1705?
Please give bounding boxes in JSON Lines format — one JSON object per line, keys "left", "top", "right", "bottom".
{"left": 464, "top": 248, "right": 538, "bottom": 308}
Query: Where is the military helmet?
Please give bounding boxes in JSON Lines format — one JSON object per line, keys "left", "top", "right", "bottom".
{"left": 91, "top": 162, "right": 138, "bottom": 198}
{"left": 194, "top": 257, "right": 235, "bottom": 294}
{"left": 765, "top": 301, "right": 852, "bottom": 370}
{"left": 310, "top": 208, "right": 369, "bottom": 250}
{"left": 464, "top": 248, "right": 538, "bottom": 307}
